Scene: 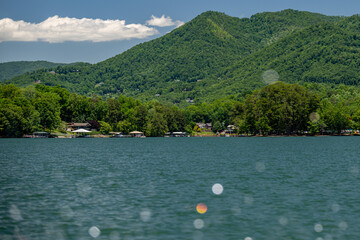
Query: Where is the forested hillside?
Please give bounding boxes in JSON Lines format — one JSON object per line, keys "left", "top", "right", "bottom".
{"left": 0, "top": 61, "right": 70, "bottom": 81}
{"left": 2, "top": 82, "right": 360, "bottom": 137}
{"left": 7, "top": 10, "right": 359, "bottom": 104}
{"left": 213, "top": 15, "right": 360, "bottom": 97}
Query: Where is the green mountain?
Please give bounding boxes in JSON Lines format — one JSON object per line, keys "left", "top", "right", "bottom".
{"left": 210, "top": 15, "right": 360, "bottom": 98}
{"left": 0, "top": 61, "right": 70, "bottom": 81}
{"left": 7, "top": 9, "right": 359, "bottom": 104}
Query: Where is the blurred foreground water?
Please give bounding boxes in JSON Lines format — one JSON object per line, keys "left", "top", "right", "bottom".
{"left": 0, "top": 137, "right": 359, "bottom": 239}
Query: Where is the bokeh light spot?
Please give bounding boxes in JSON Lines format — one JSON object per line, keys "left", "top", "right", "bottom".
{"left": 140, "top": 209, "right": 152, "bottom": 222}
{"left": 349, "top": 166, "right": 359, "bottom": 176}
{"left": 212, "top": 183, "right": 223, "bottom": 195}
{"left": 77, "top": 182, "right": 92, "bottom": 197}
{"left": 338, "top": 221, "right": 348, "bottom": 231}
{"left": 244, "top": 195, "right": 254, "bottom": 205}
{"left": 278, "top": 216, "right": 288, "bottom": 226}
{"left": 196, "top": 203, "right": 207, "bottom": 214}
{"left": 89, "top": 226, "right": 101, "bottom": 238}
{"left": 314, "top": 223, "right": 323, "bottom": 232}
{"left": 244, "top": 237, "right": 253, "bottom": 240}
{"left": 309, "top": 112, "right": 320, "bottom": 122}
{"left": 255, "top": 162, "right": 266, "bottom": 172}
{"left": 9, "top": 204, "right": 23, "bottom": 221}
{"left": 193, "top": 219, "right": 204, "bottom": 229}
{"left": 231, "top": 206, "right": 241, "bottom": 216}
{"left": 331, "top": 203, "right": 340, "bottom": 213}
{"left": 262, "top": 69, "right": 279, "bottom": 84}
{"left": 324, "top": 234, "right": 333, "bottom": 240}
{"left": 60, "top": 205, "right": 74, "bottom": 220}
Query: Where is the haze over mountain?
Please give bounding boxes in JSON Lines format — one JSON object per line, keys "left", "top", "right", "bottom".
{"left": 5, "top": 9, "right": 360, "bottom": 104}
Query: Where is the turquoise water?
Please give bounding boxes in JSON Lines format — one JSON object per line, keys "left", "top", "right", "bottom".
{"left": 0, "top": 137, "right": 359, "bottom": 239}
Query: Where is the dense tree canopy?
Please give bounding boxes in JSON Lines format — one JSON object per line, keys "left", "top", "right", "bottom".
{"left": 241, "top": 82, "right": 319, "bottom": 135}
{"left": 1, "top": 82, "right": 359, "bottom": 137}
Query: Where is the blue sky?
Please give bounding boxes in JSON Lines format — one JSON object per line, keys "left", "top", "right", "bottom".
{"left": 0, "top": 0, "right": 359, "bottom": 63}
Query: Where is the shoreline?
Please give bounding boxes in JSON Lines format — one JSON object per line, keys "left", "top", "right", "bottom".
{"left": 2, "top": 133, "right": 359, "bottom": 139}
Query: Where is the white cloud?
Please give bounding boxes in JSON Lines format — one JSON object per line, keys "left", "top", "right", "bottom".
{"left": 146, "top": 15, "right": 184, "bottom": 28}
{"left": 0, "top": 16, "right": 159, "bottom": 43}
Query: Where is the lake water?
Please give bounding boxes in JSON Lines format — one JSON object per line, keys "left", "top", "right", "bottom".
{"left": 0, "top": 137, "right": 359, "bottom": 240}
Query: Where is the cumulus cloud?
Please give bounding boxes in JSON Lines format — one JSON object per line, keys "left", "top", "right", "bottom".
{"left": 146, "top": 15, "right": 184, "bottom": 28}
{"left": 0, "top": 16, "right": 159, "bottom": 43}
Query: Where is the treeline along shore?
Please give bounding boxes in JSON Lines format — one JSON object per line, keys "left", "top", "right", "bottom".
{"left": 1, "top": 82, "right": 360, "bottom": 138}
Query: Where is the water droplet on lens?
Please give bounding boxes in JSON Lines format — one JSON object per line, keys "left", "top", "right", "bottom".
{"left": 77, "top": 182, "right": 92, "bottom": 197}
{"left": 89, "top": 226, "right": 101, "bottom": 238}
{"left": 196, "top": 203, "right": 207, "bottom": 214}
{"left": 324, "top": 234, "right": 333, "bottom": 240}
{"left": 244, "top": 195, "right": 254, "bottom": 205}
{"left": 231, "top": 206, "right": 241, "bottom": 216}
{"left": 331, "top": 203, "right": 340, "bottom": 213}
{"left": 349, "top": 166, "right": 359, "bottom": 176}
{"left": 314, "top": 223, "right": 323, "bottom": 232}
{"left": 338, "top": 221, "right": 348, "bottom": 231}
{"left": 60, "top": 205, "right": 74, "bottom": 220}
{"left": 9, "top": 204, "right": 23, "bottom": 221}
{"left": 262, "top": 69, "right": 279, "bottom": 85}
{"left": 193, "top": 219, "right": 204, "bottom": 229}
{"left": 44, "top": 223, "right": 65, "bottom": 239}
{"left": 278, "top": 216, "right": 288, "bottom": 226}
{"left": 309, "top": 112, "right": 320, "bottom": 122}
{"left": 255, "top": 162, "right": 266, "bottom": 172}
{"left": 140, "top": 209, "right": 151, "bottom": 222}
{"left": 212, "top": 183, "right": 223, "bottom": 195}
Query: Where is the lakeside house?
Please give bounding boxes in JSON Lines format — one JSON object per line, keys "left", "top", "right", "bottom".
{"left": 129, "top": 131, "right": 145, "bottom": 138}
{"left": 110, "top": 132, "right": 133, "bottom": 138}
{"left": 32, "top": 132, "right": 49, "bottom": 138}
{"left": 165, "top": 132, "right": 189, "bottom": 137}
{"left": 67, "top": 123, "right": 91, "bottom": 131}
{"left": 196, "top": 122, "right": 212, "bottom": 131}
{"left": 224, "top": 125, "right": 237, "bottom": 134}
{"left": 67, "top": 122, "right": 101, "bottom": 132}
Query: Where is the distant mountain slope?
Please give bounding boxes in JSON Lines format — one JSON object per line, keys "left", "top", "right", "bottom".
{"left": 0, "top": 61, "right": 70, "bottom": 81}
{"left": 212, "top": 16, "right": 360, "bottom": 98}
{"left": 6, "top": 10, "right": 351, "bottom": 103}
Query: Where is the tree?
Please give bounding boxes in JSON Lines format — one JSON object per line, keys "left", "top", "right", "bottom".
{"left": 242, "top": 82, "right": 319, "bottom": 135}
{"left": 322, "top": 102, "right": 350, "bottom": 133}
{"left": 63, "top": 94, "right": 91, "bottom": 122}
{"left": 352, "top": 110, "right": 360, "bottom": 130}
{"left": 212, "top": 121, "right": 224, "bottom": 133}
{"left": 116, "top": 120, "right": 134, "bottom": 134}
{"left": 89, "top": 96, "right": 107, "bottom": 121}
{"left": 33, "top": 92, "right": 61, "bottom": 133}
{"left": 163, "top": 106, "right": 186, "bottom": 132}
{"left": 106, "top": 98, "right": 122, "bottom": 126}
{"left": 0, "top": 84, "right": 21, "bottom": 99}
{"left": 146, "top": 112, "right": 168, "bottom": 137}
{"left": 99, "top": 121, "right": 112, "bottom": 134}
{"left": 0, "top": 104, "right": 26, "bottom": 137}
{"left": 133, "top": 105, "right": 148, "bottom": 132}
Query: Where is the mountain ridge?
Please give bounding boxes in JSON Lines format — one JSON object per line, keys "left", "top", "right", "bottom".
{"left": 0, "top": 61, "right": 73, "bottom": 82}
{"left": 4, "top": 9, "right": 357, "bottom": 104}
